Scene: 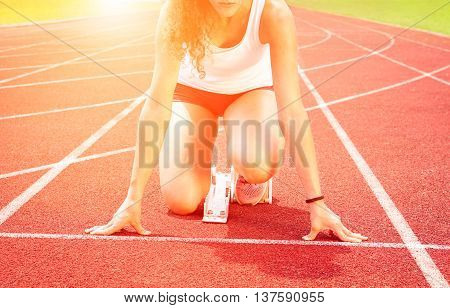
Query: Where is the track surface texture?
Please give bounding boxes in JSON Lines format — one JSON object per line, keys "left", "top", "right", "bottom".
{"left": 0, "top": 7, "right": 449, "bottom": 287}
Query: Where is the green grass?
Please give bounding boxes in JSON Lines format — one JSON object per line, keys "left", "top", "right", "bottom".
{"left": 0, "top": 0, "right": 159, "bottom": 25}
{"left": 289, "top": 0, "right": 450, "bottom": 35}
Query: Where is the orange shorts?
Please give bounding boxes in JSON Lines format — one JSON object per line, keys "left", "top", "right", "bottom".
{"left": 173, "top": 83, "right": 274, "bottom": 117}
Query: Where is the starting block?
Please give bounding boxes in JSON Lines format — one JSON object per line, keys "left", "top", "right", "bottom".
{"left": 203, "top": 166, "right": 273, "bottom": 224}
{"left": 202, "top": 166, "right": 231, "bottom": 223}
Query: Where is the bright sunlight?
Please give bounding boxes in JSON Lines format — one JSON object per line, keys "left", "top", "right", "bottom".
{"left": 99, "top": 0, "right": 159, "bottom": 15}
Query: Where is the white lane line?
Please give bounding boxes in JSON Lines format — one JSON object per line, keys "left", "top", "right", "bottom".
{"left": 0, "top": 41, "right": 152, "bottom": 59}
{"left": 0, "top": 96, "right": 145, "bottom": 226}
{"left": 0, "top": 232, "right": 449, "bottom": 250}
{"left": 326, "top": 15, "right": 450, "bottom": 53}
{"left": 0, "top": 53, "right": 153, "bottom": 71}
{"left": 0, "top": 64, "right": 444, "bottom": 179}
{"left": 0, "top": 8, "right": 159, "bottom": 31}
{"left": 298, "top": 7, "right": 450, "bottom": 41}
{"left": 297, "top": 19, "right": 395, "bottom": 72}
{"left": 2, "top": 65, "right": 446, "bottom": 179}
{"left": 297, "top": 65, "right": 448, "bottom": 288}
{"left": 302, "top": 19, "right": 450, "bottom": 86}
{"left": 0, "top": 34, "right": 153, "bottom": 85}
{"left": 0, "top": 31, "right": 393, "bottom": 91}
{"left": 0, "top": 9, "right": 157, "bottom": 53}
{"left": 3, "top": 47, "right": 441, "bottom": 121}
{"left": 0, "top": 97, "right": 134, "bottom": 121}
{"left": 302, "top": 42, "right": 394, "bottom": 72}
{"left": 0, "top": 147, "right": 135, "bottom": 180}
{"left": 2, "top": 65, "right": 446, "bottom": 180}
{"left": 0, "top": 19, "right": 391, "bottom": 90}
{"left": 0, "top": 20, "right": 148, "bottom": 54}
{"left": 0, "top": 70, "right": 153, "bottom": 90}
{"left": 0, "top": 30, "right": 151, "bottom": 55}
{"left": 304, "top": 65, "right": 450, "bottom": 111}
{"left": 298, "top": 28, "right": 332, "bottom": 50}
{"left": 0, "top": 16, "right": 92, "bottom": 29}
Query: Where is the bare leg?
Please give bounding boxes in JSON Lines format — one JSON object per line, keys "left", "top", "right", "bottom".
{"left": 159, "top": 102, "right": 218, "bottom": 215}
{"left": 224, "top": 89, "right": 284, "bottom": 183}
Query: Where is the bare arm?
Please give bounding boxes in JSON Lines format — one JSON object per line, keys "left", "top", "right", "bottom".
{"left": 127, "top": 5, "right": 180, "bottom": 201}
{"left": 85, "top": 3, "right": 180, "bottom": 235}
{"left": 264, "top": 1, "right": 321, "bottom": 199}
{"left": 264, "top": 0, "right": 367, "bottom": 242}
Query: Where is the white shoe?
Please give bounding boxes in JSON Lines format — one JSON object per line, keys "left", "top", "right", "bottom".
{"left": 234, "top": 173, "right": 269, "bottom": 206}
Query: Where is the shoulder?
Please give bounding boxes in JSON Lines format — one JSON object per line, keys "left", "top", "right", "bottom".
{"left": 262, "top": 0, "right": 294, "bottom": 22}
{"left": 155, "top": 1, "right": 170, "bottom": 38}
{"left": 155, "top": 0, "right": 176, "bottom": 47}
{"left": 260, "top": 0, "right": 296, "bottom": 44}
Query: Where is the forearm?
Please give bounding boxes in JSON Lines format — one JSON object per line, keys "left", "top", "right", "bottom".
{"left": 126, "top": 97, "right": 172, "bottom": 201}
{"left": 279, "top": 109, "right": 322, "bottom": 199}
{"left": 123, "top": 0, "right": 180, "bottom": 202}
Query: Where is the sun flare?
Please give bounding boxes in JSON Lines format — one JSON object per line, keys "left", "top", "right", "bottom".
{"left": 99, "top": 0, "right": 159, "bottom": 15}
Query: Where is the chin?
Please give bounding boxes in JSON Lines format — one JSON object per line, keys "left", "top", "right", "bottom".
{"left": 210, "top": 1, "right": 241, "bottom": 17}
{"left": 217, "top": 8, "right": 239, "bottom": 17}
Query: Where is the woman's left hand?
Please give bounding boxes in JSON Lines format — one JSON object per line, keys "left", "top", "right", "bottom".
{"left": 302, "top": 201, "right": 368, "bottom": 242}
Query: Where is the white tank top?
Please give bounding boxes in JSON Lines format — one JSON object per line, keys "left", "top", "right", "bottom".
{"left": 177, "top": 0, "right": 273, "bottom": 95}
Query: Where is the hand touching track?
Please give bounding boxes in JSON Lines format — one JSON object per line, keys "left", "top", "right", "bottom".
{"left": 85, "top": 198, "right": 151, "bottom": 236}
{"left": 303, "top": 202, "right": 368, "bottom": 243}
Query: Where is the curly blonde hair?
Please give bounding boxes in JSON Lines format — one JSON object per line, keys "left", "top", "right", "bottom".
{"left": 165, "top": 0, "right": 215, "bottom": 78}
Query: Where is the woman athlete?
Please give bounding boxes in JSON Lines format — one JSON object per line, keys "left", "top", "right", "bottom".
{"left": 85, "top": 0, "right": 367, "bottom": 243}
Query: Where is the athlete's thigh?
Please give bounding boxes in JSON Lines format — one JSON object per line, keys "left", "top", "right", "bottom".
{"left": 223, "top": 89, "right": 284, "bottom": 173}
{"left": 159, "top": 102, "right": 218, "bottom": 200}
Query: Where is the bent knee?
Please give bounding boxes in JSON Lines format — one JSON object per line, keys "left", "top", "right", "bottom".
{"left": 230, "top": 139, "right": 284, "bottom": 177}
{"left": 236, "top": 166, "right": 277, "bottom": 184}
{"left": 163, "top": 190, "right": 202, "bottom": 215}
{"left": 232, "top": 151, "right": 282, "bottom": 184}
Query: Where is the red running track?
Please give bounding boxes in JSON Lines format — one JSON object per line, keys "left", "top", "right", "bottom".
{"left": 0, "top": 7, "right": 449, "bottom": 287}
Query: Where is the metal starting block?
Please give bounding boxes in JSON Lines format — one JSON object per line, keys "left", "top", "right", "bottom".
{"left": 202, "top": 167, "right": 231, "bottom": 223}
{"left": 203, "top": 166, "right": 273, "bottom": 223}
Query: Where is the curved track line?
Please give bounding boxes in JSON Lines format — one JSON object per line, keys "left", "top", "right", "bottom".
{"left": 298, "top": 28, "right": 332, "bottom": 49}
{"left": 0, "top": 51, "right": 153, "bottom": 71}
{"left": 0, "top": 41, "right": 153, "bottom": 59}
{"left": 298, "top": 7, "right": 450, "bottom": 42}
{"left": 0, "top": 96, "right": 145, "bottom": 226}
{"left": 1, "top": 67, "right": 446, "bottom": 179}
{"left": 2, "top": 65, "right": 447, "bottom": 180}
{"left": 303, "top": 42, "right": 394, "bottom": 72}
{"left": 297, "top": 65, "right": 448, "bottom": 288}
{"left": 0, "top": 8, "right": 159, "bottom": 30}
{"left": 297, "top": 18, "right": 396, "bottom": 72}
{"left": 306, "top": 65, "right": 449, "bottom": 111}
{"left": 0, "top": 7, "right": 447, "bottom": 288}
{"left": 0, "top": 20, "right": 148, "bottom": 54}
{"left": 0, "top": 20, "right": 391, "bottom": 89}
{"left": 326, "top": 15, "right": 450, "bottom": 53}
{"left": 0, "top": 70, "right": 153, "bottom": 90}
{"left": 0, "top": 98, "right": 134, "bottom": 121}
{"left": 0, "top": 147, "right": 135, "bottom": 180}
{"left": 0, "top": 34, "right": 153, "bottom": 85}
{"left": 0, "top": 16, "right": 92, "bottom": 29}
{"left": 0, "top": 232, "right": 449, "bottom": 250}
{"left": 302, "top": 19, "right": 450, "bottom": 86}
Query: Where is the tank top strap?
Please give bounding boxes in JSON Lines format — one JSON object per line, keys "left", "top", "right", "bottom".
{"left": 247, "top": 0, "right": 266, "bottom": 46}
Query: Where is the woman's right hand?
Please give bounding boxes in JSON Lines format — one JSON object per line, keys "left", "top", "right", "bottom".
{"left": 84, "top": 198, "right": 151, "bottom": 236}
